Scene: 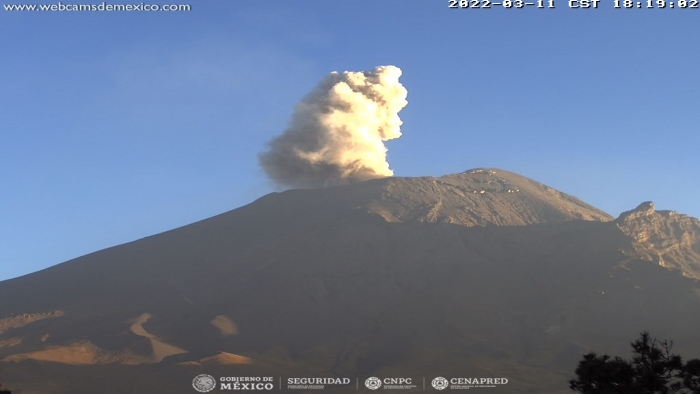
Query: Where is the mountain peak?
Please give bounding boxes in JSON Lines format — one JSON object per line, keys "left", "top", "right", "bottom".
{"left": 620, "top": 201, "right": 656, "bottom": 219}
{"left": 277, "top": 168, "right": 613, "bottom": 227}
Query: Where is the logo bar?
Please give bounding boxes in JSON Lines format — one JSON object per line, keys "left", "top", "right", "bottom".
{"left": 192, "top": 375, "right": 509, "bottom": 391}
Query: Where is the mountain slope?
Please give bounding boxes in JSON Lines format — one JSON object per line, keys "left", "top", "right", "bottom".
{"left": 0, "top": 169, "right": 698, "bottom": 394}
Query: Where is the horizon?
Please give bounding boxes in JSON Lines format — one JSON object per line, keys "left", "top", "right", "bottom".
{"left": 3, "top": 1, "right": 699, "bottom": 281}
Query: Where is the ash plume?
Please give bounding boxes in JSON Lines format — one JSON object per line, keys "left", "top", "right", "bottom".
{"left": 259, "top": 65, "right": 408, "bottom": 189}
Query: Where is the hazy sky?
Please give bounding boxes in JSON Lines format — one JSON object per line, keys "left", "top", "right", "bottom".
{"left": 1, "top": 1, "right": 698, "bottom": 281}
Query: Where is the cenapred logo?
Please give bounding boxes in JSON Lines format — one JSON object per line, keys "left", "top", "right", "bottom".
{"left": 365, "top": 377, "right": 382, "bottom": 390}
{"left": 432, "top": 377, "right": 509, "bottom": 390}
{"left": 431, "top": 377, "right": 449, "bottom": 390}
{"left": 192, "top": 374, "right": 217, "bottom": 393}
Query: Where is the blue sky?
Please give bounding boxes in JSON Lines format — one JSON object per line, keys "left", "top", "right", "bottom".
{"left": 1, "top": 1, "right": 698, "bottom": 281}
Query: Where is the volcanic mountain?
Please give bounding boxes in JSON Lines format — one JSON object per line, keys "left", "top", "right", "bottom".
{"left": 1, "top": 169, "right": 699, "bottom": 394}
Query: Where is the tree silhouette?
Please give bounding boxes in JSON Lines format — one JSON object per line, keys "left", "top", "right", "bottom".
{"left": 570, "top": 331, "right": 700, "bottom": 394}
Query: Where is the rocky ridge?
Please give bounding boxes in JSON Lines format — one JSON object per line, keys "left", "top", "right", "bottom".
{"left": 616, "top": 201, "right": 700, "bottom": 280}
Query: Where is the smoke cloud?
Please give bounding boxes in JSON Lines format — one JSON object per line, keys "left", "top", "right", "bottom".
{"left": 259, "top": 65, "right": 408, "bottom": 189}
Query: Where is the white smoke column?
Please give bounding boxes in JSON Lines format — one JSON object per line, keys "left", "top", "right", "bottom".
{"left": 259, "top": 65, "right": 408, "bottom": 189}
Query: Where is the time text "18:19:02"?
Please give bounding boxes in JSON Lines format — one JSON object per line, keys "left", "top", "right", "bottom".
{"left": 448, "top": 0, "right": 698, "bottom": 8}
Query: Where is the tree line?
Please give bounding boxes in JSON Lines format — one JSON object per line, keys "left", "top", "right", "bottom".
{"left": 570, "top": 332, "right": 700, "bottom": 393}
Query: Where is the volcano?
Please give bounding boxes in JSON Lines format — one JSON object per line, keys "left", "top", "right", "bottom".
{"left": 1, "top": 168, "right": 699, "bottom": 394}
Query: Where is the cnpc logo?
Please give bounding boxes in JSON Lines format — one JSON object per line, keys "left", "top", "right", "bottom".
{"left": 365, "top": 377, "right": 414, "bottom": 390}
{"left": 365, "top": 377, "right": 382, "bottom": 390}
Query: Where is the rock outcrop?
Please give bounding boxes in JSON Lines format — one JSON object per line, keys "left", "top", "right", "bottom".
{"left": 617, "top": 201, "right": 700, "bottom": 280}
